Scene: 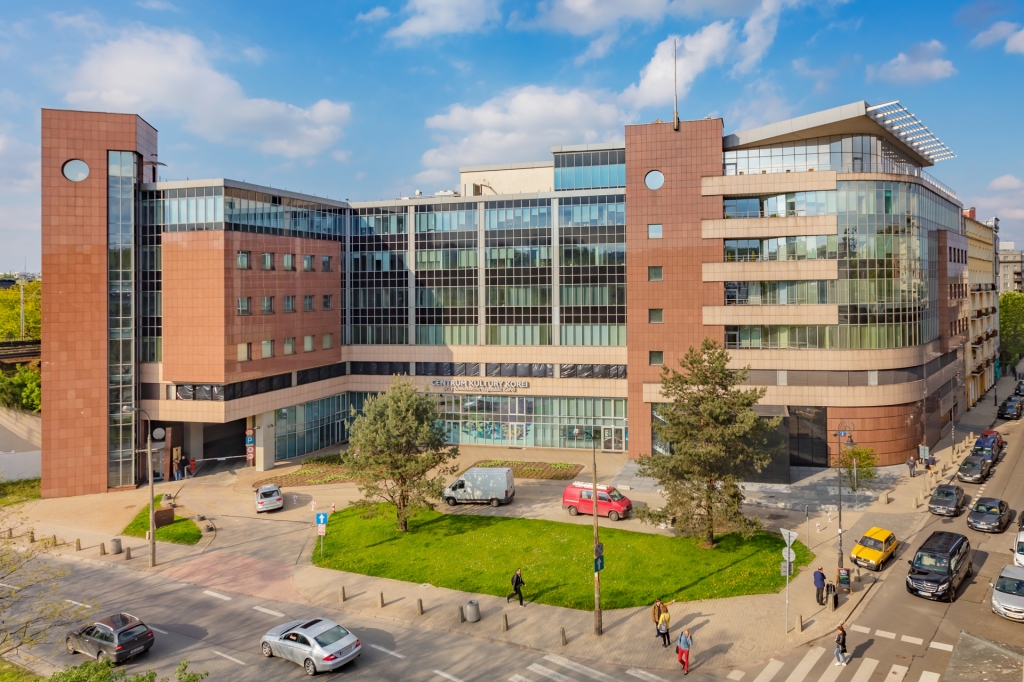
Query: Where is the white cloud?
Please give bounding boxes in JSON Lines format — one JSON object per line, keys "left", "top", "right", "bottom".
{"left": 671, "top": 0, "right": 761, "bottom": 16}
{"left": 732, "top": 0, "right": 799, "bottom": 75}
{"left": 0, "top": 133, "right": 39, "bottom": 194}
{"left": 527, "top": 0, "right": 672, "bottom": 36}
{"left": 356, "top": 6, "right": 391, "bottom": 21}
{"left": 47, "top": 12, "right": 105, "bottom": 38}
{"left": 867, "top": 40, "right": 956, "bottom": 83}
{"left": 970, "top": 21, "right": 1019, "bottom": 47}
{"left": 727, "top": 79, "right": 795, "bottom": 131}
{"left": 137, "top": 0, "right": 178, "bottom": 10}
{"left": 990, "top": 174, "right": 1024, "bottom": 191}
{"left": 387, "top": 0, "right": 501, "bottom": 41}
{"left": 241, "top": 47, "right": 266, "bottom": 64}
{"left": 65, "top": 29, "right": 351, "bottom": 158}
{"left": 619, "top": 23, "right": 733, "bottom": 109}
{"left": 792, "top": 56, "right": 836, "bottom": 92}
{"left": 1007, "top": 29, "right": 1024, "bottom": 54}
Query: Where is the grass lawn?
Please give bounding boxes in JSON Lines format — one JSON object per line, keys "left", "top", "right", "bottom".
{"left": 0, "top": 659, "right": 41, "bottom": 681}
{"left": 314, "top": 507, "right": 814, "bottom": 610}
{"left": 122, "top": 496, "right": 203, "bottom": 545}
{"left": 0, "top": 478, "right": 40, "bottom": 508}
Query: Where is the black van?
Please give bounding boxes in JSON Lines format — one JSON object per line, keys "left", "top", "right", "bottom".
{"left": 906, "top": 531, "right": 972, "bottom": 602}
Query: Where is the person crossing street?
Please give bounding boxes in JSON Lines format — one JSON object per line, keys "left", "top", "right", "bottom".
{"left": 506, "top": 568, "right": 525, "bottom": 607}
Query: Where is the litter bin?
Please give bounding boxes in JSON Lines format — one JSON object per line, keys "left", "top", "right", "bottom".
{"left": 110, "top": 538, "right": 122, "bottom": 555}
{"left": 466, "top": 600, "right": 481, "bottom": 623}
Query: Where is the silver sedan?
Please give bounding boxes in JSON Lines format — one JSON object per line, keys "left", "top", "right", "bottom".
{"left": 260, "top": 618, "right": 361, "bottom": 676}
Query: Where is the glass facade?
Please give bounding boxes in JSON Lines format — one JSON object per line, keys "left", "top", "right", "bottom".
{"left": 108, "top": 151, "right": 138, "bottom": 488}
{"left": 724, "top": 236, "right": 838, "bottom": 262}
{"left": 723, "top": 134, "right": 922, "bottom": 176}
{"left": 415, "top": 203, "right": 479, "bottom": 346}
{"left": 724, "top": 191, "right": 836, "bottom": 218}
{"left": 554, "top": 149, "right": 626, "bottom": 191}
{"left": 725, "top": 280, "right": 838, "bottom": 305}
{"left": 274, "top": 393, "right": 349, "bottom": 461}
{"left": 350, "top": 207, "right": 408, "bottom": 345}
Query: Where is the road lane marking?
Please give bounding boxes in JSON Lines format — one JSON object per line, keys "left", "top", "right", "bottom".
{"left": 626, "top": 669, "right": 668, "bottom": 681}
{"left": 370, "top": 644, "right": 406, "bottom": 659}
{"left": 545, "top": 654, "right": 619, "bottom": 682}
{"left": 752, "top": 659, "right": 785, "bottom": 682}
{"left": 727, "top": 672, "right": 746, "bottom": 681}
{"left": 848, "top": 658, "right": 878, "bottom": 682}
{"left": 64, "top": 599, "right": 90, "bottom": 607}
{"left": 813, "top": 659, "right": 845, "bottom": 682}
{"left": 203, "top": 590, "right": 231, "bottom": 601}
{"left": 149, "top": 626, "right": 168, "bottom": 634}
{"left": 850, "top": 625, "right": 871, "bottom": 633}
{"left": 528, "top": 665, "right": 574, "bottom": 682}
{"left": 900, "top": 635, "right": 923, "bottom": 645}
{"left": 875, "top": 630, "right": 896, "bottom": 639}
{"left": 884, "top": 664, "right": 908, "bottom": 681}
{"left": 434, "top": 672, "right": 465, "bottom": 682}
{"left": 928, "top": 641, "right": 954, "bottom": 651}
{"left": 212, "top": 651, "right": 245, "bottom": 665}
{"left": 252, "top": 606, "right": 284, "bottom": 617}
{"left": 0, "top": 583, "right": 20, "bottom": 591}
{"left": 785, "top": 647, "right": 825, "bottom": 681}
{"left": 510, "top": 676, "right": 531, "bottom": 682}
{"left": 917, "top": 673, "right": 940, "bottom": 682}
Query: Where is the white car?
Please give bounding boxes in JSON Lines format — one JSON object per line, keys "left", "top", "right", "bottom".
{"left": 261, "top": 618, "right": 361, "bottom": 675}
{"left": 254, "top": 484, "right": 284, "bottom": 513}
{"left": 1013, "top": 531, "right": 1024, "bottom": 568}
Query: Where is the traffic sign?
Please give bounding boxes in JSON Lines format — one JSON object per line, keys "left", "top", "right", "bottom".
{"left": 594, "top": 556, "right": 605, "bottom": 572}
{"left": 782, "top": 547, "right": 796, "bottom": 562}
{"left": 780, "top": 529, "right": 798, "bottom": 547}
{"left": 316, "top": 512, "right": 328, "bottom": 525}
{"left": 245, "top": 428, "right": 255, "bottom": 437}
{"left": 780, "top": 561, "right": 793, "bottom": 576}
{"left": 594, "top": 542, "right": 604, "bottom": 558}
{"left": 245, "top": 435, "right": 255, "bottom": 446}
{"left": 317, "top": 524, "right": 326, "bottom": 536}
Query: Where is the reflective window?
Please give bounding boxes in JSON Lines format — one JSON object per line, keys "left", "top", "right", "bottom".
{"left": 554, "top": 149, "right": 625, "bottom": 191}
{"left": 644, "top": 170, "right": 665, "bottom": 190}
{"left": 648, "top": 224, "right": 662, "bottom": 239}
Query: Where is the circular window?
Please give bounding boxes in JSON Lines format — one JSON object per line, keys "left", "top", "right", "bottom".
{"left": 62, "top": 159, "right": 90, "bottom": 182}
{"left": 644, "top": 170, "right": 665, "bottom": 190}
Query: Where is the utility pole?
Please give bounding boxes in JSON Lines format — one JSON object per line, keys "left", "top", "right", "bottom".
{"left": 124, "top": 406, "right": 156, "bottom": 567}
{"left": 19, "top": 281, "right": 24, "bottom": 341}
{"left": 575, "top": 427, "right": 602, "bottom": 635}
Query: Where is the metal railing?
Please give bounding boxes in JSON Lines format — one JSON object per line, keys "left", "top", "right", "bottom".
{"left": 722, "top": 160, "right": 957, "bottom": 200}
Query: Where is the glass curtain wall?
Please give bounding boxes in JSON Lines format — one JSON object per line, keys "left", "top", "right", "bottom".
{"left": 350, "top": 207, "right": 409, "bottom": 344}
{"left": 415, "top": 203, "right": 479, "bottom": 345}
{"left": 554, "top": 150, "right": 626, "bottom": 191}
{"left": 558, "top": 195, "right": 626, "bottom": 346}
{"left": 723, "top": 135, "right": 921, "bottom": 176}
{"left": 108, "top": 151, "right": 138, "bottom": 488}
{"left": 274, "top": 394, "right": 348, "bottom": 461}
{"left": 138, "top": 192, "right": 162, "bottom": 362}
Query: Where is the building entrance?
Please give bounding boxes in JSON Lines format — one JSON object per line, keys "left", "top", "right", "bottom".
{"left": 602, "top": 427, "right": 625, "bottom": 452}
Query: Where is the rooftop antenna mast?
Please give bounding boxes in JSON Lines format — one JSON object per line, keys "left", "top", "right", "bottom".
{"left": 673, "top": 38, "right": 679, "bottom": 131}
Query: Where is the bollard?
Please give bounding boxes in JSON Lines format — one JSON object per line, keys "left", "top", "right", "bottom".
{"left": 855, "top": 567, "right": 861, "bottom": 583}
{"left": 75, "top": 538, "right": 81, "bottom": 552}
{"left": 6, "top": 528, "right": 10, "bottom": 539}
{"left": 28, "top": 530, "right": 34, "bottom": 543}
{"left": 501, "top": 613, "right": 508, "bottom": 632}
{"left": 339, "top": 586, "right": 346, "bottom": 603}
{"left": 378, "top": 592, "right": 384, "bottom": 609}
{"left": 52, "top": 534, "right": 57, "bottom": 546}
{"left": 125, "top": 546, "right": 131, "bottom": 561}
{"left": 795, "top": 614, "right": 803, "bottom": 633}
{"left": 417, "top": 598, "right": 423, "bottom": 616}
{"left": 913, "top": 496, "right": 919, "bottom": 508}
{"left": 560, "top": 627, "right": 567, "bottom": 646}
{"left": 458, "top": 606, "right": 465, "bottom": 623}
{"left": 879, "top": 492, "right": 889, "bottom": 505}
{"left": 99, "top": 542, "right": 106, "bottom": 556}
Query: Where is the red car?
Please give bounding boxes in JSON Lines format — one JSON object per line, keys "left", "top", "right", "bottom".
{"left": 981, "top": 430, "right": 1004, "bottom": 453}
{"left": 562, "top": 481, "right": 632, "bottom": 521}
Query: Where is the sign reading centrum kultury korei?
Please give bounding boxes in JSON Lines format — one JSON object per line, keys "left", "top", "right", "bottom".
{"left": 430, "top": 379, "right": 530, "bottom": 394}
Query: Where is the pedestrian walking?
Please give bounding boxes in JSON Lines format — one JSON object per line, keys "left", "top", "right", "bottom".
{"left": 677, "top": 629, "right": 693, "bottom": 674}
{"left": 906, "top": 456, "right": 916, "bottom": 478}
{"left": 506, "top": 568, "right": 525, "bottom": 606}
{"left": 657, "top": 610, "right": 671, "bottom": 647}
{"left": 834, "top": 625, "right": 849, "bottom": 666}
{"left": 650, "top": 598, "right": 675, "bottom": 637}
{"left": 177, "top": 456, "right": 187, "bottom": 481}
{"left": 813, "top": 566, "right": 826, "bottom": 605}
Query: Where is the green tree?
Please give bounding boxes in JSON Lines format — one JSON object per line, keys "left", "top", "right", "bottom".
{"left": 0, "top": 282, "right": 40, "bottom": 341}
{"left": 0, "top": 365, "right": 41, "bottom": 413}
{"left": 635, "top": 339, "right": 780, "bottom": 548}
{"left": 838, "top": 445, "right": 878, "bottom": 492}
{"left": 341, "top": 378, "right": 459, "bottom": 531}
{"left": 49, "top": 658, "right": 207, "bottom": 682}
{"left": 1000, "top": 291, "right": 1024, "bottom": 364}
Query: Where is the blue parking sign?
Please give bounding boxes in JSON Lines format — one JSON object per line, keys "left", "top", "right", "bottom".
{"left": 245, "top": 435, "right": 255, "bottom": 446}
{"left": 316, "top": 512, "right": 328, "bottom": 525}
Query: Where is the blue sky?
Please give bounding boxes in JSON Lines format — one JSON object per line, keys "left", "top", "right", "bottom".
{"left": 1, "top": 0, "right": 1023, "bottom": 270}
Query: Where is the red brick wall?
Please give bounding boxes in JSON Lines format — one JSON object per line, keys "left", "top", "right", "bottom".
{"left": 625, "top": 120, "right": 724, "bottom": 457}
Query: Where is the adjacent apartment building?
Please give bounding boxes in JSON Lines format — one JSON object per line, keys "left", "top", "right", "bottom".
{"left": 999, "top": 241, "right": 1022, "bottom": 293}
{"left": 963, "top": 208, "right": 999, "bottom": 408}
{"left": 41, "top": 100, "right": 967, "bottom": 497}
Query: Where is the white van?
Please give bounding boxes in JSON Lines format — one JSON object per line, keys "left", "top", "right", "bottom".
{"left": 443, "top": 467, "right": 515, "bottom": 507}
{"left": 1013, "top": 531, "right": 1024, "bottom": 568}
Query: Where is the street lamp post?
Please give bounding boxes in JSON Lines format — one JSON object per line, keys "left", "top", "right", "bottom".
{"left": 831, "top": 421, "right": 855, "bottom": 569}
{"left": 123, "top": 405, "right": 156, "bottom": 567}
{"left": 574, "top": 427, "right": 602, "bottom": 636}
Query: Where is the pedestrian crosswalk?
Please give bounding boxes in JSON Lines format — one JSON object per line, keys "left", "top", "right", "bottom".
{"left": 505, "top": 648, "right": 943, "bottom": 682}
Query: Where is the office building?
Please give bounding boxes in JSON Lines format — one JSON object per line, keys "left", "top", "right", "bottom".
{"left": 963, "top": 209, "right": 999, "bottom": 407}
{"left": 40, "top": 100, "right": 967, "bottom": 497}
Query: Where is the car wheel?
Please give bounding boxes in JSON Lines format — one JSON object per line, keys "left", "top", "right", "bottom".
{"left": 490, "top": 498, "right": 500, "bottom": 508}
{"left": 97, "top": 652, "right": 110, "bottom": 665}
{"left": 65, "top": 638, "right": 76, "bottom": 655}
{"left": 445, "top": 497, "right": 457, "bottom": 507}
{"left": 608, "top": 511, "right": 620, "bottom": 521}
{"left": 261, "top": 642, "right": 273, "bottom": 658}
{"left": 304, "top": 658, "right": 317, "bottom": 676}
{"left": 568, "top": 506, "right": 578, "bottom": 516}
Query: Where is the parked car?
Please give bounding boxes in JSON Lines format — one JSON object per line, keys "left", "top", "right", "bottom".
{"left": 562, "top": 481, "right": 632, "bottom": 521}
{"left": 981, "top": 430, "right": 1005, "bottom": 452}
{"left": 261, "top": 618, "right": 361, "bottom": 676}
{"left": 443, "top": 467, "right": 515, "bottom": 507}
{"left": 255, "top": 484, "right": 284, "bottom": 513}
{"left": 973, "top": 436, "right": 1001, "bottom": 464}
{"left": 998, "top": 399, "right": 1023, "bottom": 420}
{"left": 929, "top": 484, "right": 965, "bottom": 517}
{"left": 850, "top": 526, "right": 898, "bottom": 571}
{"left": 957, "top": 456, "right": 992, "bottom": 483}
{"left": 65, "top": 613, "right": 154, "bottom": 664}
{"left": 906, "top": 531, "right": 972, "bottom": 602}
{"left": 967, "top": 497, "right": 1011, "bottom": 533}
{"left": 1016, "top": 380, "right": 1024, "bottom": 396}
{"left": 990, "top": 564, "right": 1024, "bottom": 622}
{"left": 1011, "top": 531, "right": 1024, "bottom": 568}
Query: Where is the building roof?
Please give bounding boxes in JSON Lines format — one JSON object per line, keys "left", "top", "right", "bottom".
{"left": 723, "top": 100, "right": 954, "bottom": 167}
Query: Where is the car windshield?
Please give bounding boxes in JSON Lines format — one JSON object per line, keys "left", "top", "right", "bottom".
{"left": 960, "top": 461, "right": 980, "bottom": 471}
{"left": 608, "top": 489, "right": 624, "bottom": 501}
{"left": 1017, "top": 542, "right": 1024, "bottom": 554}
{"left": 974, "top": 502, "right": 1001, "bottom": 514}
{"left": 858, "top": 537, "right": 883, "bottom": 551}
{"left": 973, "top": 447, "right": 993, "bottom": 456}
{"left": 932, "top": 489, "right": 957, "bottom": 500}
{"left": 313, "top": 625, "right": 349, "bottom": 647}
{"left": 260, "top": 490, "right": 278, "bottom": 499}
{"left": 118, "top": 625, "right": 148, "bottom": 642}
{"left": 912, "top": 552, "right": 948, "bottom": 571}
{"left": 995, "top": 576, "right": 1024, "bottom": 597}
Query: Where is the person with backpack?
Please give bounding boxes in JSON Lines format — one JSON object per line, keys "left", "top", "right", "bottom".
{"left": 507, "top": 568, "right": 525, "bottom": 606}
{"left": 657, "top": 609, "right": 671, "bottom": 647}
{"left": 676, "top": 628, "right": 693, "bottom": 674}
{"left": 834, "top": 625, "right": 849, "bottom": 666}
